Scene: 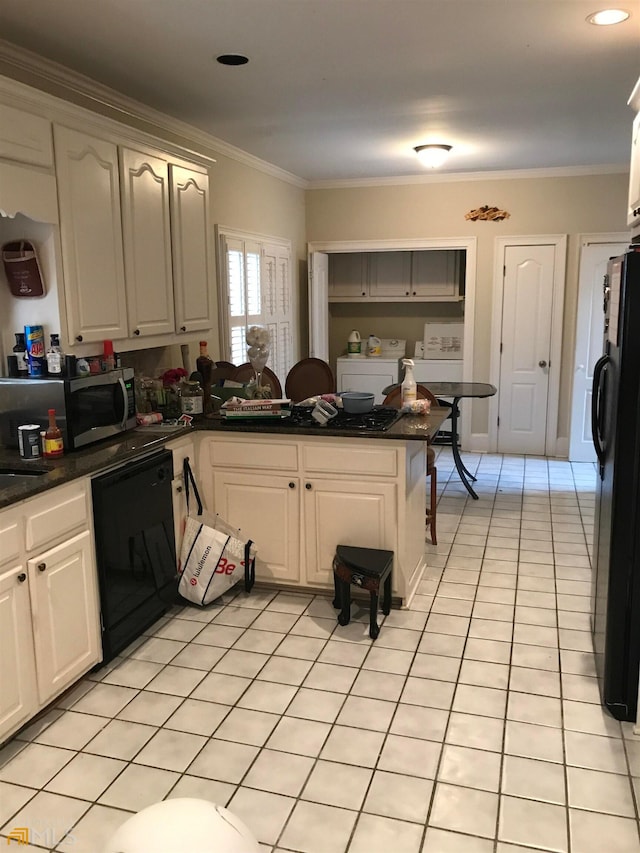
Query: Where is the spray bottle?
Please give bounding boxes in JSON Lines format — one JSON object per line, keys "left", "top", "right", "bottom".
{"left": 401, "top": 358, "right": 417, "bottom": 406}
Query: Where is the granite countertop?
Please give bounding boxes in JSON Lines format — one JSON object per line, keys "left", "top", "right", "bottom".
{"left": 0, "top": 407, "right": 450, "bottom": 510}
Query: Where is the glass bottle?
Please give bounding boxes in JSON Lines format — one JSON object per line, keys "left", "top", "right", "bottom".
{"left": 13, "top": 332, "right": 28, "bottom": 375}
{"left": 46, "top": 333, "right": 64, "bottom": 375}
{"left": 43, "top": 408, "right": 64, "bottom": 458}
{"left": 180, "top": 380, "right": 204, "bottom": 415}
{"left": 196, "top": 341, "right": 214, "bottom": 415}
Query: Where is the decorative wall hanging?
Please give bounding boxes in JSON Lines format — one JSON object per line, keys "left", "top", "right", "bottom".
{"left": 2, "top": 240, "right": 46, "bottom": 297}
{"left": 465, "top": 206, "right": 510, "bottom": 222}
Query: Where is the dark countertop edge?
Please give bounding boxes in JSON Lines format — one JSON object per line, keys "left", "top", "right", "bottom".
{"left": 0, "top": 408, "right": 450, "bottom": 510}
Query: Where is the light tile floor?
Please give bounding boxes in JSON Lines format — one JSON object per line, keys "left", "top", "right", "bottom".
{"left": 2, "top": 449, "right": 640, "bottom": 852}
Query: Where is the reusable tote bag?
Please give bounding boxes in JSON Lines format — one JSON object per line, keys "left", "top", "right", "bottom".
{"left": 178, "top": 458, "right": 256, "bottom": 605}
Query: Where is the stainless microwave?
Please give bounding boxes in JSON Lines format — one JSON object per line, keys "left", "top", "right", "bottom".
{"left": 0, "top": 368, "right": 136, "bottom": 451}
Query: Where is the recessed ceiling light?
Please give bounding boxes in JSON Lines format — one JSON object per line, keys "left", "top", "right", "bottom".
{"left": 414, "top": 144, "right": 453, "bottom": 168}
{"left": 587, "top": 8, "right": 630, "bottom": 25}
{"left": 216, "top": 54, "right": 249, "bottom": 66}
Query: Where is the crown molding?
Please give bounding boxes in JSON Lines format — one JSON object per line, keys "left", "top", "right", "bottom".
{"left": 0, "top": 39, "right": 307, "bottom": 189}
{"left": 307, "top": 163, "right": 628, "bottom": 190}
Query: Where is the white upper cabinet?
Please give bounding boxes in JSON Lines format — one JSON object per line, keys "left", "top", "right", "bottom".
{"left": 368, "top": 251, "right": 412, "bottom": 298}
{"left": 411, "top": 250, "right": 460, "bottom": 298}
{"left": 328, "top": 253, "right": 368, "bottom": 298}
{"left": 120, "top": 147, "right": 175, "bottom": 338}
{"left": 170, "top": 164, "right": 213, "bottom": 334}
{"left": 54, "top": 125, "right": 129, "bottom": 344}
{"left": 627, "top": 110, "right": 640, "bottom": 230}
{"left": 0, "top": 103, "right": 53, "bottom": 167}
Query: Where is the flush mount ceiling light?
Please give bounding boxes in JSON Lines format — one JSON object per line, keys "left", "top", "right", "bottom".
{"left": 414, "top": 144, "right": 453, "bottom": 168}
{"left": 587, "top": 8, "right": 630, "bottom": 24}
{"left": 216, "top": 54, "right": 249, "bottom": 65}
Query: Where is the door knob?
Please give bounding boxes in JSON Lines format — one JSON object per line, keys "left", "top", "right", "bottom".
{"left": 17, "top": 573, "right": 26, "bottom": 583}
{"left": 538, "top": 360, "right": 548, "bottom": 368}
{"left": 289, "top": 482, "right": 296, "bottom": 489}
{"left": 38, "top": 562, "right": 46, "bottom": 572}
{"left": 305, "top": 483, "right": 312, "bottom": 490}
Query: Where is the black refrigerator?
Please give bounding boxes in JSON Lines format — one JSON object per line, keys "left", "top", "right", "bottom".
{"left": 591, "top": 247, "right": 640, "bottom": 721}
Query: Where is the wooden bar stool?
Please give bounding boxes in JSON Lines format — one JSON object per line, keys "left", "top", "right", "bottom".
{"left": 332, "top": 544, "right": 393, "bottom": 640}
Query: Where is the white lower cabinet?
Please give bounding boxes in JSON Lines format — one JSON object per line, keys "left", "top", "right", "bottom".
{"left": 303, "top": 479, "right": 396, "bottom": 588}
{"left": 201, "top": 434, "right": 426, "bottom": 601}
{"left": 29, "top": 531, "right": 99, "bottom": 704}
{"left": 0, "top": 563, "right": 38, "bottom": 740}
{"left": 213, "top": 472, "right": 301, "bottom": 584}
{"left": 0, "top": 480, "right": 101, "bottom": 744}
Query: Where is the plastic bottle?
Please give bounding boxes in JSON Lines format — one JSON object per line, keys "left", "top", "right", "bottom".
{"left": 103, "top": 339, "right": 115, "bottom": 372}
{"left": 43, "top": 408, "right": 64, "bottom": 458}
{"left": 76, "top": 358, "right": 90, "bottom": 376}
{"left": 401, "top": 358, "right": 417, "bottom": 405}
{"left": 347, "top": 330, "right": 362, "bottom": 358}
{"left": 13, "top": 332, "right": 28, "bottom": 375}
{"left": 366, "top": 334, "right": 382, "bottom": 357}
{"left": 46, "top": 333, "right": 64, "bottom": 375}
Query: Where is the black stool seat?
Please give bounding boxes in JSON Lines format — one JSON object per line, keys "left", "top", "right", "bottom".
{"left": 332, "top": 545, "right": 394, "bottom": 640}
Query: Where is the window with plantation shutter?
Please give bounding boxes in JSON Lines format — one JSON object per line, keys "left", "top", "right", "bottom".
{"left": 217, "top": 227, "right": 294, "bottom": 385}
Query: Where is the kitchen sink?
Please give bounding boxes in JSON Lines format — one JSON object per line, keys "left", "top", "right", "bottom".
{"left": 0, "top": 467, "right": 49, "bottom": 476}
{"left": 0, "top": 466, "right": 50, "bottom": 489}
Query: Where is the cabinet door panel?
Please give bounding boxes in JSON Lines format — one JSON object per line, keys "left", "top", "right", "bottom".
{"left": 411, "top": 250, "right": 459, "bottom": 297}
{"left": 120, "top": 148, "right": 175, "bottom": 337}
{"left": 328, "top": 253, "right": 367, "bottom": 298}
{"left": 0, "top": 564, "right": 37, "bottom": 741}
{"left": 54, "top": 126, "right": 128, "bottom": 343}
{"left": 303, "top": 480, "right": 396, "bottom": 588}
{"left": 0, "top": 104, "right": 53, "bottom": 167}
{"left": 213, "top": 472, "right": 300, "bottom": 583}
{"left": 170, "top": 165, "right": 213, "bottom": 333}
{"left": 368, "top": 252, "right": 412, "bottom": 298}
{"left": 29, "top": 530, "right": 101, "bottom": 704}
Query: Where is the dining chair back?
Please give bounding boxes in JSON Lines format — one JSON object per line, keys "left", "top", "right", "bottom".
{"left": 285, "top": 358, "right": 335, "bottom": 403}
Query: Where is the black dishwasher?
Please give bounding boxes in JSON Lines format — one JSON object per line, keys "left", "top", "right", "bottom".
{"left": 92, "top": 449, "right": 177, "bottom": 663}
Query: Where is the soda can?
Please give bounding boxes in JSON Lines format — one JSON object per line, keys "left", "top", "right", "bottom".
{"left": 18, "top": 424, "right": 42, "bottom": 459}
{"left": 24, "top": 324, "right": 45, "bottom": 377}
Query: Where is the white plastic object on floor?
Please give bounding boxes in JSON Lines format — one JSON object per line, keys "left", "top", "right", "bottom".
{"left": 104, "top": 799, "right": 261, "bottom": 853}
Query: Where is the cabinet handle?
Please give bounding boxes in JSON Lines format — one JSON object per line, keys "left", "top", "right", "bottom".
{"left": 305, "top": 483, "right": 312, "bottom": 490}
{"left": 289, "top": 481, "right": 296, "bottom": 489}
{"left": 38, "top": 562, "right": 46, "bottom": 572}
{"left": 176, "top": 485, "right": 183, "bottom": 493}
{"left": 134, "top": 329, "right": 140, "bottom": 336}
{"left": 180, "top": 326, "right": 187, "bottom": 332}
{"left": 362, "top": 292, "right": 366, "bottom": 296}
{"left": 405, "top": 291, "right": 410, "bottom": 296}
{"left": 75, "top": 334, "right": 83, "bottom": 342}
{"left": 17, "top": 572, "right": 26, "bottom": 583}
{"left": 413, "top": 291, "right": 417, "bottom": 296}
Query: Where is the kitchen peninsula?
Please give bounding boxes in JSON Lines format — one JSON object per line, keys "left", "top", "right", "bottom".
{"left": 0, "top": 407, "right": 449, "bottom": 599}
{"left": 0, "top": 408, "right": 446, "bottom": 742}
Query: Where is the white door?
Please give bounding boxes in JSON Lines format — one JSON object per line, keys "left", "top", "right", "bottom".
{"left": 569, "top": 237, "right": 628, "bottom": 462}
{"left": 309, "top": 251, "right": 329, "bottom": 360}
{"left": 498, "top": 244, "right": 556, "bottom": 455}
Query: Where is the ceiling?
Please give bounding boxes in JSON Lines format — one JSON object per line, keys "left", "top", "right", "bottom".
{"left": 0, "top": 0, "right": 638, "bottom": 184}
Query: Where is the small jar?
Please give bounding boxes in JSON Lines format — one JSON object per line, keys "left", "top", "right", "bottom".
{"left": 180, "top": 380, "right": 204, "bottom": 414}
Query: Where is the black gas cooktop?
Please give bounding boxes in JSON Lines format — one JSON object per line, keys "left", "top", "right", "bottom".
{"left": 289, "top": 405, "right": 402, "bottom": 432}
